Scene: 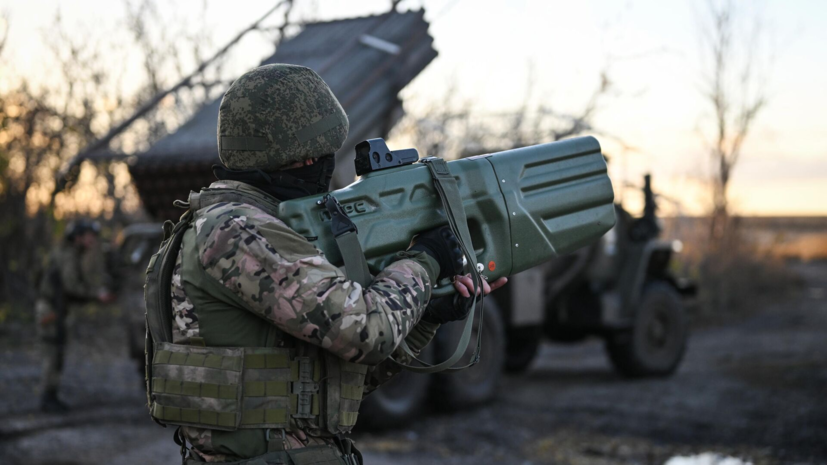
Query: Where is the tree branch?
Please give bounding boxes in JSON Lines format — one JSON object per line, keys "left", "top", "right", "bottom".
{"left": 55, "top": 0, "right": 291, "bottom": 193}
{"left": 0, "top": 11, "right": 8, "bottom": 58}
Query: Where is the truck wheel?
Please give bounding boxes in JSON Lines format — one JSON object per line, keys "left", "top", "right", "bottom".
{"left": 606, "top": 281, "right": 687, "bottom": 377}
{"left": 505, "top": 327, "right": 541, "bottom": 373}
{"left": 433, "top": 297, "right": 505, "bottom": 410}
{"left": 357, "top": 344, "right": 434, "bottom": 429}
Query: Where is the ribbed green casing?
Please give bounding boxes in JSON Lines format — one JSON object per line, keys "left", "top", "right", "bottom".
{"left": 485, "top": 136, "right": 616, "bottom": 275}
{"left": 278, "top": 136, "right": 615, "bottom": 295}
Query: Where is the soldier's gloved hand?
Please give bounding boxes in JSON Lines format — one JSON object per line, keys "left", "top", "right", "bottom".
{"left": 407, "top": 226, "right": 464, "bottom": 281}
{"left": 421, "top": 294, "right": 472, "bottom": 324}
{"left": 421, "top": 274, "right": 508, "bottom": 324}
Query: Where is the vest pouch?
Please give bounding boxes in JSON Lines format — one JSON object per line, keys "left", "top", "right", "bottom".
{"left": 241, "top": 347, "right": 306, "bottom": 429}
{"left": 324, "top": 353, "right": 368, "bottom": 434}
{"left": 151, "top": 343, "right": 313, "bottom": 431}
{"left": 150, "top": 341, "right": 245, "bottom": 430}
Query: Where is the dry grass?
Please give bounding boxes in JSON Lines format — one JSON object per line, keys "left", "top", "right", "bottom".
{"left": 758, "top": 234, "right": 827, "bottom": 261}
{"left": 663, "top": 216, "right": 809, "bottom": 319}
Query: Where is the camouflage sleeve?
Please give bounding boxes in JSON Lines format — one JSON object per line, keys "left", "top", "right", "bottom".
{"left": 363, "top": 320, "right": 440, "bottom": 396}
{"left": 196, "top": 204, "right": 440, "bottom": 365}
{"left": 59, "top": 248, "right": 99, "bottom": 300}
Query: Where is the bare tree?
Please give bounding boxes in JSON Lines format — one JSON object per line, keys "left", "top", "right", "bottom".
{"left": 698, "top": 0, "right": 771, "bottom": 241}
{"left": 393, "top": 65, "right": 616, "bottom": 160}
{"left": 0, "top": 1, "right": 298, "bottom": 309}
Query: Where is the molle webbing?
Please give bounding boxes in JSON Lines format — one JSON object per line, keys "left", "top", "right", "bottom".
{"left": 150, "top": 342, "right": 324, "bottom": 431}
{"left": 322, "top": 352, "right": 368, "bottom": 430}
{"left": 147, "top": 186, "right": 369, "bottom": 436}
{"left": 339, "top": 360, "right": 368, "bottom": 427}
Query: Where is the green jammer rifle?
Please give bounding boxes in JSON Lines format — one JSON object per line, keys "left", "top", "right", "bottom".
{"left": 279, "top": 136, "right": 616, "bottom": 373}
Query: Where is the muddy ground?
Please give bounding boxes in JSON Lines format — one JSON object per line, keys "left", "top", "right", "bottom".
{"left": 0, "top": 262, "right": 825, "bottom": 465}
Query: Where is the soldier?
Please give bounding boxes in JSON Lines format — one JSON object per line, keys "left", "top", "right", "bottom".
{"left": 36, "top": 219, "right": 115, "bottom": 413}
{"left": 146, "top": 64, "right": 506, "bottom": 464}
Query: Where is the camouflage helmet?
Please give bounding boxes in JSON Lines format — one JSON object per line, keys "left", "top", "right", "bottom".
{"left": 65, "top": 219, "right": 100, "bottom": 241}
{"left": 217, "top": 64, "right": 349, "bottom": 171}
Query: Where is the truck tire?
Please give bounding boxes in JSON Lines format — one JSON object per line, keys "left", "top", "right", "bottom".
{"left": 505, "top": 327, "right": 541, "bottom": 373}
{"left": 357, "top": 344, "right": 434, "bottom": 429}
{"left": 605, "top": 281, "right": 687, "bottom": 377}
{"left": 433, "top": 297, "right": 505, "bottom": 410}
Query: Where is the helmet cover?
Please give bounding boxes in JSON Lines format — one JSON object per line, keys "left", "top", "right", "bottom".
{"left": 217, "top": 64, "right": 348, "bottom": 171}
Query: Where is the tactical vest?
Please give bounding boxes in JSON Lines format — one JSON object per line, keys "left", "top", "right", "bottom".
{"left": 143, "top": 183, "right": 367, "bottom": 445}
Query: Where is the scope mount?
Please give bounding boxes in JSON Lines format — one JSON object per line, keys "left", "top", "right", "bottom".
{"left": 354, "top": 138, "right": 419, "bottom": 176}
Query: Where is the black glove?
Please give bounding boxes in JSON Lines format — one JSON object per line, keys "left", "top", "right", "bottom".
{"left": 421, "top": 293, "right": 476, "bottom": 325}
{"left": 408, "top": 226, "right": 464, "bottom": 281}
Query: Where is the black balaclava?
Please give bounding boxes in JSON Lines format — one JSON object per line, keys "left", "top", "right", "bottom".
{"left": 213, "top": 154, "right": 336, "bottom": 201}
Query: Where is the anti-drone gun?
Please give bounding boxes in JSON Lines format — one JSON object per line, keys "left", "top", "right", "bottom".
{"left": 278, "top": 136, "right": 615, "bottom": 372}
{"left": 280, "top": 136, "right": 615, "bottom": 289}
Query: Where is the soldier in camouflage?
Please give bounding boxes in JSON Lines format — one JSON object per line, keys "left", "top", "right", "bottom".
{"left": 151, "top": 64, "right": 505, "bottom": 464}
{"left": 36, "top": 220, "right": 115, "bottom": 413}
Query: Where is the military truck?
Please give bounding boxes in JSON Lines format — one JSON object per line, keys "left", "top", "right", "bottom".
{"left": 357, "top": 173, "right": 695, "bottom": 427}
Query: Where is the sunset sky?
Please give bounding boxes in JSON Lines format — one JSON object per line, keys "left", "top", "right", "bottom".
{"left": 2, "top": 0, "right": 825, "bottom": 216}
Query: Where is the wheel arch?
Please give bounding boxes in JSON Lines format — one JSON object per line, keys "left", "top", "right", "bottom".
{"left": 623, "top": 240, "right": 681, "bottom": 314}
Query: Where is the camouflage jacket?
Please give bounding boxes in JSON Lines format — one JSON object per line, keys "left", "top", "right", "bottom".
{"left": 38, "top": 244, "right": 104, "bottom": 303}
{"left": 172, "top": 181, "right": 440, "bottom": 461}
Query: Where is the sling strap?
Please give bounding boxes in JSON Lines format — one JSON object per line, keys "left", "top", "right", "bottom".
{"left": 322, "top": 194, "right": 372, "bottom": 287}
{"left": 390, "top": 157, "right": 485, "bottom": 373}
{"left": 324, "top": 158, "right": 484, "bottom": 374}
{"left": 144, "top": 212, "right": 193, "bottom": 409}
{"left": 145, "top": 215, "right": 191, "bottom": 346}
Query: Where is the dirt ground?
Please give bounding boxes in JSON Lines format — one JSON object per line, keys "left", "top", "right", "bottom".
{"left": 0, "top": 261, "right": 825, "bottom": 465}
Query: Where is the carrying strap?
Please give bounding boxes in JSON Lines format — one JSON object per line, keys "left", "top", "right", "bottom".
{"left": 323, "top": 159, "right": 484, "bottom": 374}
{"left": 145, "top": 212, "right": 192, "bottom": 345}
{"left": 389, "top": 157, "right": 485, "bottom": 373}
{"left": 144, "top": 211, "right": 192, "bottom": 414}
{"left": 323, "top": 194, "right": 372, "bottom": 287}
{"left": 321, "top": 158, "right": 483, "bottom": 373}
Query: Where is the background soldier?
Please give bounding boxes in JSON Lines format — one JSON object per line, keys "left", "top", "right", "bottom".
{"left": 36, "top": 219, "right": 115, "bottom": 413}
{"left": 147, "top": 64, "right": 505, "bottom": 464}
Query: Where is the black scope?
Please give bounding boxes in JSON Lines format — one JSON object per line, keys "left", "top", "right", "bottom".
{"left": 354, "top": 138, "right": 419, "bottom": 176}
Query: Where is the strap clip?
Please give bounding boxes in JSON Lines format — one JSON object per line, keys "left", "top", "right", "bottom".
{"left": 266, "top": 428, "right": 287, "bottom": 452}
{"left": 420, "top": 157, "right": 451, "bottom": 175}
{"left": 291, "top": 357, "right": 319, "bottom": 419}
{"left": 322, "top": 194, "right": 357, "bottom": 237}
